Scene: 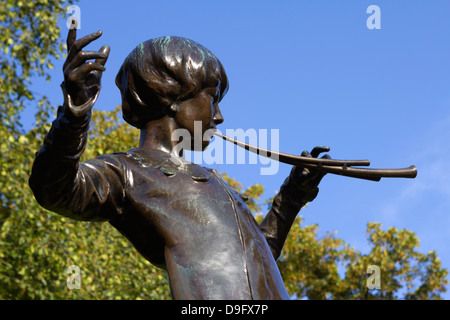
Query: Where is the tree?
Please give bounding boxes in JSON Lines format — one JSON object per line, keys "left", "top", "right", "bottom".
{"left": 276, "top": 218, "right": 447, "bottom": 300}
{"left": 0, "top": 0, "right": 74, "bottom": 227}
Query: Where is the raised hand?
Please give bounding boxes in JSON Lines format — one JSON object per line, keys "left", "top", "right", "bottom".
{"left": 63, "top": 19, "right": 110, "bottom": 108}
{"left": 289, "top": 146, "right": 331, "bottom": 202}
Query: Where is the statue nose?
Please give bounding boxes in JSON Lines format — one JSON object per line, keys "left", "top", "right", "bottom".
{"left": 213, "top": 106, "right": 224, "bottom": 125}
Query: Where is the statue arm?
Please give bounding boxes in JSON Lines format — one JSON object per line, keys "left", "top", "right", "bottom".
{"left": 259, "top": 174, "right": 317, "bottom": 261}
{"left": 28, "top": 93, "right": 126, "bottom": 222}
{"left": 28, "top": 25, "right": 123, "bottom": 221}
{"left": 260, "top": 147, "right": 330, "bottom": 260}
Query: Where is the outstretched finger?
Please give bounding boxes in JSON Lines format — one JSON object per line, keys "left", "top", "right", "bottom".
{"left": 73, "top": 30, "right": 103, "bottom": 51}
{"left": 310, "top": 146, "right": 330, "bottom": 158}
{"left": 67, "top": 19, "right": 77, "bottom": 51}
{"left": 95, "top": 45, "right": 110, "bottom": 67}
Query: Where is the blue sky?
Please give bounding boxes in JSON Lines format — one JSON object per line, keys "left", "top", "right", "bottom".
{"left": 25, "top": 0, "right": 450, "bottom": 298}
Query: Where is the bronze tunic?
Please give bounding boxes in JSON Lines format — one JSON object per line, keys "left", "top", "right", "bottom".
{"left": 29, "top": 105, "right": 314, "bottom": 300}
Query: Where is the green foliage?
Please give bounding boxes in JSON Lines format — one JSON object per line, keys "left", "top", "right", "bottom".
{"left": 334, "top": 223, "right": 448, "bottom": 300}
{"left": 276, "top": 217, "right": 354, "bottom": 300}
{"left": 0, "top": 0, "right": 72, "bottom": 133}
{"left": 276, "top": 218, "right": 448, "bottom": 300}
{"left": 0, "top": 0, "right": 73, "bottom": 227}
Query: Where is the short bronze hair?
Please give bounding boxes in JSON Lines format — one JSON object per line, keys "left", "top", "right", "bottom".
{"left": 115, "top": 36, "right": 229, "bottom": 129}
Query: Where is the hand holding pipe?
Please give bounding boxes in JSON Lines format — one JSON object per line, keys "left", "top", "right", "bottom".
{"left": 214, "top": 132, "right": 417, "bottom": 182}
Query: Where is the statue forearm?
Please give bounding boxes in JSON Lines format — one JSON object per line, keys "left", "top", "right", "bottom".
{"left": 28, "top": 91, "right": 92, "bottom": 217}
{"left": 260, "top": 173, "right": 319, "bottom": 261}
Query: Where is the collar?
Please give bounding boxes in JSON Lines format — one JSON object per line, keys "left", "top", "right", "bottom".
{"left": 125, "top": 148, "right": 212, "bottom": 182}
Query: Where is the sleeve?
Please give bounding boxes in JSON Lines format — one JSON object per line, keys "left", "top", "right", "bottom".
{"left": 28, "top": 90, "right": 127, "bottom": 222}
{"left": 259, "top": 171, "right": 319, "bottom": 261}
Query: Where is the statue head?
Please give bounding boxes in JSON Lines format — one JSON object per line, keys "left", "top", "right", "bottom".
{"left": 115, "top": 36, "right": 229, "bottom": 130}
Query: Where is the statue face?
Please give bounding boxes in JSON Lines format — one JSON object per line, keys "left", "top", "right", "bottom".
{"left": 174, "top": 86, "right": 224, "bottom": 151}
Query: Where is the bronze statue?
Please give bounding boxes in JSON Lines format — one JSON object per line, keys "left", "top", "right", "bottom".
{"left": 28, "top": 23, "right": 416, "bottom": 300}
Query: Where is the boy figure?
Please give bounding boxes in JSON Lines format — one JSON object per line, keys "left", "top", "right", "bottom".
{"left": 29, "top": 27, "right": 330, "bottom": 299}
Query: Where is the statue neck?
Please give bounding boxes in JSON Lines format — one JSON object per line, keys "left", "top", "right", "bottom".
{"left": 139, "top": 117, "right": 183, "bottom": 157}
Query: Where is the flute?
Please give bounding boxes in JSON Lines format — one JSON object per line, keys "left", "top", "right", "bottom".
{"left": 214, "top": 132, "right": 417, "bottom": 182}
